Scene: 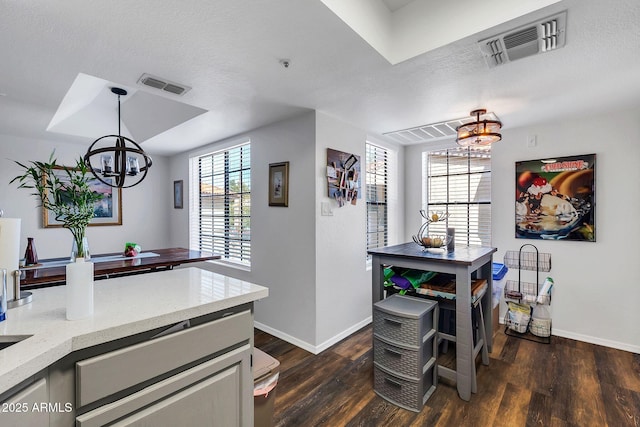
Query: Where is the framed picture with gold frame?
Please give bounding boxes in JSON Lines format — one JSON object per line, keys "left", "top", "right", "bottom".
{"left": 43, "top": 166, "right": 123, "bottom": 227}
{"left": 269, "top": 161, "right": 289, "bottom": 207}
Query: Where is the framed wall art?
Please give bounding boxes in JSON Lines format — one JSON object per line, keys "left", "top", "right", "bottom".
{"left": 515, "top": 154, "right": 595, "bottom": 241}
{"left": 269, "top": 161, "right": 289, "bottom": 207}
{"left": 174, "top": 180, "right": 184, "bottom": 209}
{"left": 326, "top": 148, "right": 360, "bottom": 207}
{"left": 43, "top": 166, "right": 122, "bottom": 227}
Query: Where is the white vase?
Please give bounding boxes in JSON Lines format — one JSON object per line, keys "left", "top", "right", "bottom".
{"left": 66, "top": 257, "right": 94, "bottom": 320}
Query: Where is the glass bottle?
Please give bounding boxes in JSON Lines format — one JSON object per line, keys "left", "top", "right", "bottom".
{"left": 24, "top": 237, "right": 38, "bottom": 266}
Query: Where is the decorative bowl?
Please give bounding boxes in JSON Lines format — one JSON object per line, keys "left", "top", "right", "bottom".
{"left": 412, "top": 234, "right": 452, "bottom": 250}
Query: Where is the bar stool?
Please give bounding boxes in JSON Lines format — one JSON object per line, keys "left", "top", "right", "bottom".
{"left": 422, "top": 280, "right": 489, "bottom": 394}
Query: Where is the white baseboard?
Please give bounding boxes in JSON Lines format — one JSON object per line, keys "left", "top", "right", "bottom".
{"left": 315, "top": 317, "right": 372, "bottom": 354}
{"left": 253, "top": 322, "right": 317, "bottom": 354}
{"left": 254, "top": 317, "right": 372, "bottom": 355}
{"left": 551, "top": 328, "right": 640, "bottom": 354}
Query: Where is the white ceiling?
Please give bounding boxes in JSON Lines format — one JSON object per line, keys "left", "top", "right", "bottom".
{"left": 0, "top": 0, "right": 639, "bottom": 156}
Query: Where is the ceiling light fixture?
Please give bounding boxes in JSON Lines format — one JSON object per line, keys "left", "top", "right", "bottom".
{"left": 455, "top": 109, "right": 502, "bottom": 147}
{"left": 84, "top": 88, "right": 152, "bottom": 188}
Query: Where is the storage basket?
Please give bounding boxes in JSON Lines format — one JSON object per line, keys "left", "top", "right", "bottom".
{"left": 505, "top": 310, "right": 530, "bottom": 333}
{"left": 530, "top": 317, "right": 552, "bottom": 337}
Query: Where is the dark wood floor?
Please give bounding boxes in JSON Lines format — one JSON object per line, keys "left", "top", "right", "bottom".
{"left": 254, "top": 325, "right": 640, "bottom": 427}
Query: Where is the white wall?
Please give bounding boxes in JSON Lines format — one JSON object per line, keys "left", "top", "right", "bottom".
{"left": 169, "top": 112, "right": 319, "bottom": 348}
{"left": 491, "top": 107, "right": 640, "bottom": 353}
{"left": 403, "top": 107, "right": 640, "bottom": 353}
{"left": 169, "top": 112, "right": 405, "bottom": 353}
{"left": 0, "top": 134, "right": 171, "bottom": 258}
{"left": 314, "top": 112, "right": 371, "bottom": 349}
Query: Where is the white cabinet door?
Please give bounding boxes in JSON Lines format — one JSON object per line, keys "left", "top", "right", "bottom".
{"left": 0, "top": 377, "right": 49, "bottom": 427}
{"left": 112, "top": 364, "right": 241, "bottom": 427}
{"left": 77, "top": 344, "right": 253, "bottom": 427}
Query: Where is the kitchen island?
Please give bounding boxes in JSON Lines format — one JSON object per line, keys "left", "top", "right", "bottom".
{"left": 368, "top": 243, "right": 496, "bottom": 402}
{"left": 0, "top": 267, "right": 268, "bottom": 426}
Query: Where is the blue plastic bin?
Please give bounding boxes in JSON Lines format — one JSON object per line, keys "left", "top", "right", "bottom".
{"left": 492, "top": 263, "right": 508, "bottom": 281}
{"left": 491, "top": 263, "right": 508, "bottom": 309}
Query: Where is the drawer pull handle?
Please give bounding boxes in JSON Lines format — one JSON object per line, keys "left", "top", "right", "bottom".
{"left": 384, "top": 318, "right": 403, "bottom": 327}
{"left": 385, "top": 378, "right": 403, "bottom": 389}
{"left": 384, "top": 348, "right": 402, "bottom": 358}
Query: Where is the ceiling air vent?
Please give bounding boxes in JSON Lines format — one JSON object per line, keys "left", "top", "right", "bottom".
{"left": 479, "top": 11, "right": 567, "bottom": 67}
{"left": 137, "top": 73, "right": 191, "bottom": 96}
{"left": 383, "top": 111, "right": 501, "bottom": 145}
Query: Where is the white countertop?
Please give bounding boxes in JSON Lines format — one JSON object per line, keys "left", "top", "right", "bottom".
{"left": 0, "top": 267, "right": 269, "bottom": 393}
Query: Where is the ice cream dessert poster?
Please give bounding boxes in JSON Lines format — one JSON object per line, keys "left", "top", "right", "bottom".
{"left": 515, "top": 154, "right": 595, "bottom": 241}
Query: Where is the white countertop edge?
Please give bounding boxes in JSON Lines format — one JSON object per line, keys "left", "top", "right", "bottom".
{"left": 0, "top": 268, "right": 268, "bottom": 393}
{"left": 68, "top": 289, "right": 268, "bottom": 350}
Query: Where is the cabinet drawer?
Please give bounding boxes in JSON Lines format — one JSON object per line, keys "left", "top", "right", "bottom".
{"left": 77, "top": 344, "right": 251, "bottom": 427}
{"left": 373, "top": 332, "right": 435, "bottom": 379}
{"left": 77, "top": 310, "right": 251, "bottom": 408}
{"left": 373, "top": 310, "right": 433, "bottom": 348}
{"left": 374, "top": 363, "right": 436, "bottom": 413}
{"left": 373, "top": 296, "right": 436, "bottom": 348}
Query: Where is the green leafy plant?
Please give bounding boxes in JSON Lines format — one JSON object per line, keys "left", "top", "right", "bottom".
{"left": 10, "top": 152, "right": 103, "bottom": 259}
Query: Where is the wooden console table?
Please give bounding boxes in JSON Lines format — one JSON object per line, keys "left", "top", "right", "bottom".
{"left": 20, "top": 248, "right": 220, "bottom": 289}
{"left": 368, "top": 243, "right": 496, "bottom": 401}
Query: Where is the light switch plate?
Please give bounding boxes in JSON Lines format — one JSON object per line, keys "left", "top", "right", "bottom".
{"left": 321, "top": 202, "right": 333, "bottom": 216}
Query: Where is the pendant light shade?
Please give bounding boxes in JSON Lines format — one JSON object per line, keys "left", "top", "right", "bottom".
{"left": 456, "top": 109, "right": 502, "bottom": 147}
{"left": 84, "top": 87, "right": 152, "bottom": 188}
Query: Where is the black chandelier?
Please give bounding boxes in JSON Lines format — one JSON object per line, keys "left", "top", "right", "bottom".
{"left": 84, "top": 87, "right": 152, "bottom": 188}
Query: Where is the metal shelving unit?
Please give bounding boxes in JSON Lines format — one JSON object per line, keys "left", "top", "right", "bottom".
{"left": 503, "top": 244, "right": 553, "bottom": 344}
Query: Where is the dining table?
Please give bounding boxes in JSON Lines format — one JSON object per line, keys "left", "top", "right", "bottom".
{"left": 20, "top": 247, "right": 220, "bottom": 289}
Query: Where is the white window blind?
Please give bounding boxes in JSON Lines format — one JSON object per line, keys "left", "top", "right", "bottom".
{"left": 366, "top": 143, "right": 388, "bottom": 254}
{"left": 194, "top": 143, "right": 251, "bottom": 265}
{"left": 423, "top": 148, "right": 491, "bottom": 246}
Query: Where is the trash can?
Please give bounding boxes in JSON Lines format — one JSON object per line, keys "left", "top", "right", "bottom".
{"left": 253, "top": 348, "right": 280, "bottom": 427}
{"left": 492, "top": 262, "right": 508, "bottom": 335}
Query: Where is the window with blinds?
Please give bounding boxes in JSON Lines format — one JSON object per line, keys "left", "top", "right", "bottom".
{"left": 195, "top": 143, "right": 251, "bottom": 265}
{"left": 423, "top": 147, "right": 491, "bottom": 246}
{"left": 366, "top": 143, "right": 388, "bottom": 254}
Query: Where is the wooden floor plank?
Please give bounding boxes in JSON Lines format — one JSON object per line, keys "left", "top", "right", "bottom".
{"left": 550, "top": 343, "right": 608, "bottom": 427}
{"left": 344, "top": 397, "right": 418, "bottom": 427}
{"left": 600, "top": 382, "right": 640, "bottom": 427}
{"left": 255, "top": 325, "right": 639, "bottom": 426}
{"left": 493, "top": 382, "right": 531, "bottom": 427}
{"left": 594, "top": 345, "right": 640, "bottom": 393}
{"left": 527, "top": 391, "right": 552, "bottom": 426}
{"left": 332, "top": 326, "right": 373, "bottom": 361}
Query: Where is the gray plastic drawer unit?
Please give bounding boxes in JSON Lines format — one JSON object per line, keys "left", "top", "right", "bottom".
{"left": 373, "top": 294, "right": 438, "bottom": 412}
{"left": 373, "top": 295, "right": 436, "bottom": 347}
{"left": 373, "top": 332, "right": 435, "bottom": 378}
{"left": 373, "top": 363, "right": 435, "bottom": 412}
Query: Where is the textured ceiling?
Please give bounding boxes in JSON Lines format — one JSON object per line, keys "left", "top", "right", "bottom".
{"left": 0, "top": 0, "right": 639, "bottom": 156}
